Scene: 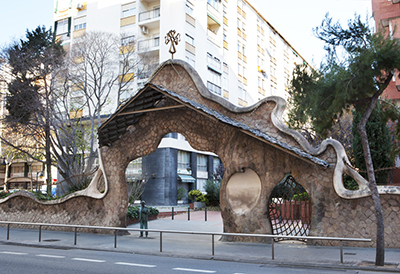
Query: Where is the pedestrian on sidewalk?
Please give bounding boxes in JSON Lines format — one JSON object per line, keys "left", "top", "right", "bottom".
{"left": 139, "top": 200, "right": 148, "bottom": 237}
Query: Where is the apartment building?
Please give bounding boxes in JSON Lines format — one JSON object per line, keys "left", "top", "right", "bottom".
{"left": 0, "top": 61, "right": 48, "bottom": 192}
{"left": 53, "top": 0, "right": 308, "bottom": 204}
{"left": 372, "top": 0, "right": 400, "bottom": 105}
{"left": 372, "top": 0, "right": 400, "bottom": 185}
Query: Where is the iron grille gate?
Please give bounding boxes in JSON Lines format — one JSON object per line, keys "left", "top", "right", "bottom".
{"left": 268, "top": 175, "right": 310, "bottom": 242}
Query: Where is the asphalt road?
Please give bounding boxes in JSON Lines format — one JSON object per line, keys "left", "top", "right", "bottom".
{"left": 0, "top": 244, "right": 387, "bottom": 274}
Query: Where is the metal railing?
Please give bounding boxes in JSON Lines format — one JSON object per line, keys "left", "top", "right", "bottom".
{"left": 138, "top": 8, "right": 160, "bottom": 22}
{"left": 137, "top": 37, "right": 160, "bottom": 51}
{"left": 0, "top": 220, "right": 370, "bottom": 263}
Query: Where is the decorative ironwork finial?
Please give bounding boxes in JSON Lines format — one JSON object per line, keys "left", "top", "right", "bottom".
{"left": 165, "top": 30, "right": 181, "bottom": 59}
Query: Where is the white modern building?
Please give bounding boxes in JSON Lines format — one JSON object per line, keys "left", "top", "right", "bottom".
{"left": 53, "top": 0, "right": 309, "bottom": 204}
{"left": 53, "top": 0, "right": 308, "bottom": 107}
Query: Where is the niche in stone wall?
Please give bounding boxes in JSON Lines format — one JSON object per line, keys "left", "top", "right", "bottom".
{"left": 226, "top": 168, "right": 261, "bottom": 215}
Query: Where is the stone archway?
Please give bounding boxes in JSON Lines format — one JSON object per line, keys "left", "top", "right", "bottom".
{"left": 96, "top": 60, "right": 333, "bottom": 236}
{"left": 2, "top": 60, "right": 399, "bottom": 248}
{"left": 267, "top": 175, "right": 311, "bottom": 241}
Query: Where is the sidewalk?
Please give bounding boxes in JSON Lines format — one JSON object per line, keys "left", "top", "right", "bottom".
{"left": 1, "top": 210, "right": 399, "bottom": 272}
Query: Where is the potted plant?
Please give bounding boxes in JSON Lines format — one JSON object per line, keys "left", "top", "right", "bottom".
{"left": 188, "top": 189, "right": 207, "bottom": 210}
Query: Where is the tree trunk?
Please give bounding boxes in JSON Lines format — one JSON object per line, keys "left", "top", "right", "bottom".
{"left": 45, "top": 118, "right": 52, "bottom": 196}
{"left": 357, "top": 95, "right": 385, "bottom": 266}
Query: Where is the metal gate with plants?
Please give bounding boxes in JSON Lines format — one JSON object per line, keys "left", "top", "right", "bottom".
{"left": 268, "top": 175, "right": 311, "bottom": 241}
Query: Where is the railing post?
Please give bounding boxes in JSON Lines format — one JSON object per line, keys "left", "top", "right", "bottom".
{"left": 172, "top": 207, "right": 174, "bottom": 220}
{"left": 340, "top": 240, "right": 343, "bottom": 263}
{"left": 205, "top": 207, "right": 207, "bottom": 222}
{"left": 7, "top": 223, "right": 10, "bottom": 240}
{"left": 188, "top": 207, "right": 190, "bottom": 221}
{"left": 114, "top": 230, "right": 118, "bottom": 248}
{"left": 271, "top": 238, "right": 274, "bottom": 260}
{"left": 160, "top": 232, "right": 162, "bottom": 252}
{"left": 74, "top": 227, "right": 77, "bottom": 245}
{"left": 39, "top": 225, "right": 42, "bottom": 242}
{"left": 212, "top": 234, "right": 215, "bottom": 256}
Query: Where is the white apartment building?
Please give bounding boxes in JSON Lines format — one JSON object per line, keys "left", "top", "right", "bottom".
{"left": 53, "top": 0, "right": 309, "bottom": 203}
{"left": 53, "top": 0, "right": 308, "bottom": 108}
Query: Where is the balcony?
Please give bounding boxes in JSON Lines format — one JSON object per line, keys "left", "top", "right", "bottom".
{"left": 207, "top": 81, "right": 222, "bottom": 95}
{"left": 138, "top": 7, "right": 160, "bottom": 29}
{"left": 137, "top": 37, "right": 160, "bottom": 52}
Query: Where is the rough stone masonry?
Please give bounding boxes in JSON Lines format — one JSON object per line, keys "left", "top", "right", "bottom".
{"left": 1, "top": 60, "right": 399, "bottom": 248}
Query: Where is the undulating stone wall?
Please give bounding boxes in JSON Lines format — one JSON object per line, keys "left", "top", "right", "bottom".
{"left": 1, "top": 60, "right": 399, "bottom": 248}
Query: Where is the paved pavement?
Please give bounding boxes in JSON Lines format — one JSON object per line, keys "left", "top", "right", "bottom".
{"left": 1, "top": 208, "right": 399, "bottom": 272}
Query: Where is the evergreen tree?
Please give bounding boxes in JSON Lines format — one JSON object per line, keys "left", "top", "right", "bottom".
{"left": 3, "top": 26, "right": 65, "bottom": 195}
{"left": 352, "top": 105, "right": 392, "bottom": 186}
{"left": 287, "top": 15, "right": 400, "bottom": 266}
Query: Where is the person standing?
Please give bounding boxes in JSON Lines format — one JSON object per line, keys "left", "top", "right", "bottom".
{"left": 139, "top": 200, "right": 149, "bottom": 237}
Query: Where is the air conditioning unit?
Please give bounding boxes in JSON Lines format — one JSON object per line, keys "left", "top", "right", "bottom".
{"left": 141, "top": 26, "right": 149, "bottom": 35}
{"left": 76, "top": 3, "right": 83, "bottom": 10}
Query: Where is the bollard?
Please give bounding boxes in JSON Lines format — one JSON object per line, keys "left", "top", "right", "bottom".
{"left": 7, "top": 223, "right": 10, "bottom": 240}
{"left": 205, "top": 207, "right": 207, "bottom": 221}
{"left": 39, "top": 225, "right": 42, "bottom": 242}
{"left": 114, "top": 229, "right": 118, "bottom": 248}
{"left": 74, "top": 227, "right": 77, "bottom": 245}
{"left": 212, "top": 234, "right": 215, "bottom": 256}
{"left": 172, "top": 207, "right": 174, "bottom": 220}
{"left": 271, "top": 239, "right": 274, "bottom": 260}
{"left": 188, "top": 207, "right": 190, "bottom": 221}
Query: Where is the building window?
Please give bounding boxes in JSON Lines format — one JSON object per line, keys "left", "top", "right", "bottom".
{"left": 178, "top": 151, "right": 190, "bottom": 171}
{"left": 185, "top": 33, "right": 195, "bottom": 46}
{"left": 186, "top": 0, "right": 194, "bottom": 16}
{"left": 197, "top": 179, "right": 207, "bottom": 192}
{"left": 238, "top": 85, "right": 246, "bottom": 100}
{"left": 74, "top": 22, "right": 86, "bottom": 31}
{"left": 222, "top": 73, "right": 228, "bottom": 90}
{"left": 207, "top": 68, "right": 222, "bottom": 95}
{"left": 207, "top": 52, "right": 221, "bottom": 71}
{"left": 197, "top": 154, "right": 208, "bottom": 172}
{"left": 207, "top": 0, "right": 220, "bottom": 10}
{"left": 11, "top": 166, "right": 24, "bottom": 174}
{"left": 185, "top": 51, "right": 196, "bottom": 67}
{"left": 122, "top": 3, "right": 136, "bottom": 18}
{"left": 121, "top": 35, "right": 135, "bottom": 46}
{"left": 55, "top": 18, "right": 70, "bottom": 36}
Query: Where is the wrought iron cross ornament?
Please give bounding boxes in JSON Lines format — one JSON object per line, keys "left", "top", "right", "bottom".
{"left": 165, "top": 30, "right": 181, "bottom": 59}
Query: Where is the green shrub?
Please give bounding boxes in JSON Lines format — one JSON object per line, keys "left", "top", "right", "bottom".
{"left": 126, "top": 206, "right": 159, "bottom": 219}
{"left": 188, "top": 189, "right": 202, "bottom": 202}
{"left": 204, "top": 179, "right": 221, "bottom": 206}
{"left": 177, "top": 187, "right": 186, "bottom": 200}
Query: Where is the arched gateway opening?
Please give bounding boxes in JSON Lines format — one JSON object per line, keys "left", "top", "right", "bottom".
{"left": 124, "top": 132, "right": 224, "bottom": 206}
{"left": 268, "top": 175, "right": 311, "bottom": 241}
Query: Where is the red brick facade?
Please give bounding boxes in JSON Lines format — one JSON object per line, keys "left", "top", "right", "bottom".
{"left": 372, "top": 0, "right": 400, "bottom": 101}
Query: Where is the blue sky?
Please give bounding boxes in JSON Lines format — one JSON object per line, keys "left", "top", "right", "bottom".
{"left": 0, "top": 0, "right": 372, "bottom": 66}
